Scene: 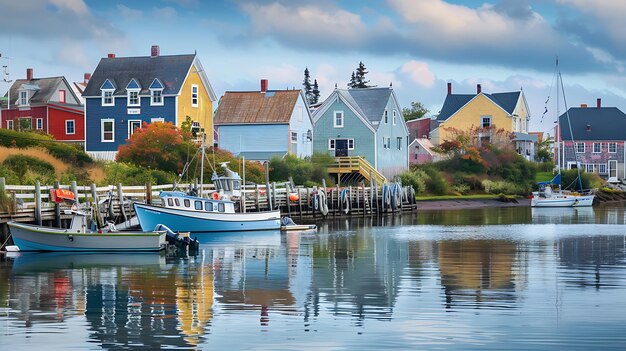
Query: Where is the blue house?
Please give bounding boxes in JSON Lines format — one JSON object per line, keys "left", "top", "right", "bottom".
{"left": 214, "top": 79, "right": 314, "bottom": 161}
{"left": 82, "top": 46, "right": 216, "bottom": 160}
{"left": 312, "top": 87, "right": 409, "bottom": 180}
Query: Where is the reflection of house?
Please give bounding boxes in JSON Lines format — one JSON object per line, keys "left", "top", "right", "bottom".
{"left": 83, "top": 45, "right": 216, "bottom": 160}
{"left": 1, "top": 68, "right": 84, "bottom": 143}
{"left": 214, "top": 79, "right": 313, "bottom": 162}
{"left": 556, "top": 101, "right": 626, "bottom": 181}
{"left": 431, "top": 83, "right": 535, "bottom": 160}
{"left": 409, "top": 138, "right": 442, "bottom": 165}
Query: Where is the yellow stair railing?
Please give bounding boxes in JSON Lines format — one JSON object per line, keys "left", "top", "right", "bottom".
{"left": 327, "top": 156, "right": 387, "bottom": 186}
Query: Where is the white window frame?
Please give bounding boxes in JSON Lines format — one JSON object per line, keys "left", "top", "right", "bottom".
{"left": 102, "top": 89, "right": 114, "bottom": 106}
{"left": 333, "top": 111, "right": 344, "bottom": 128}
{"left": 65, "top": 120, "right": 75, "bottom": 135}
{"left": 575, "top": 142, "right": 585, "bottom": 153}
{"left": 384, "top": 109, "right": 388, "bottom": 124}
{"left": 101, "top": 119, "right": 115, "bottom": 142}
{"left": 191, "top": 84, "right": 198, "bottom": 107}
{"left": 291, "top": 131, "right": 298, "bottom": 143}
{"left": 128, "top": 119, "right": 142, "bottom": 138}
{"left": 328, "top": 139, "right": 335, "bottom": 150}
{"left": 36, "top": 118, "right": 43, "bottom": 130}
{"left": 59, "top": 90, "right": 66, "bottom": 103}
{"left": 6, "top": 120, "right": 14, "bottom": 130}
{"left": 599, "top": 163, "right": 608, "bottom": 174}
{"left": 127, "top": 89, "right": 140, "bottom": 107}
{"left": 397, "top": 136, "right": 402, "bottom": 150}
{"left": 593, "top": 142, "right": 601, "bottom": 153}
{"left": 609, "top": 142, "right": 617, "bottom": 153}
{"left": 150, "top": 88, "right": 163, "bottom": 106}
{"left": 481, "top": 115, "right": 492, "bottom": 128}
{"left": 392, "top": 110, "right": 397, "bottom": 125}
{"left": 348, "top": 139, "right": 354, "bottom": 150}
{"left": 19, "top": 90, "right": 28, "bottom": 106}
{"left": 151, "top": 117, "right": 165, "bottom": 123}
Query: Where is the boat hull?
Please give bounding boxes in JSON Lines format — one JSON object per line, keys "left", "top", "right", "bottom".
{"left": 8, "top": 222, "right": 166, "bottom": 252}
{"left": 134, "top": 202, "right": 282, "bottom": 233}
{"left": 531, "top": 194, "right": 595, "bottom": 207}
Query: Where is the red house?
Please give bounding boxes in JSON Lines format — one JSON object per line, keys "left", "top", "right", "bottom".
{"left": 1, "top": 68, "right": 84, "bottom": 143}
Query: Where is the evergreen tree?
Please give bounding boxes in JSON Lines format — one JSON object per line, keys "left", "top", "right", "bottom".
{"left": 303, "top": 67, "right": 313, "bottom": 104}
{"left": 348, "top": 71, "right": 357, "bottom": 88}
{"left": 312, "top": 79, "right": 320, "bottom": 104}
{"left": 354, "top": 61, "right": 372, "bottom": 88}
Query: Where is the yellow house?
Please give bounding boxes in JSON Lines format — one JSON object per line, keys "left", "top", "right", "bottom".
{"left": 429, "top": 83, "right": 535, "bottom": 160}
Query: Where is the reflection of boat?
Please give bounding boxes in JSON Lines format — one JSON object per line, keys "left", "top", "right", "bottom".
{"left": 194, "top": 230, "right": 282, "bottom": 247}
{"left": 9, "top": 251, "right": 165, "bottom": 273}
{"left": 531, "top": 206, "right": 595, "bottom": 224}
{"left": 9, "top": 209, "right": 167, "bottom": 252}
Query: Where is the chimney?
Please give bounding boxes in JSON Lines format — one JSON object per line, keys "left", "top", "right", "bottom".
{"left": 580, "top": 104, "right": 587, "bottom": 108}
{"left": 26, "top": 68, "right": 33, "bottom": 81}
{"left": 477, "top": 84, "right": 482, "bottom": 94}
{"left": 84, "top": 73, "right": 91, "bottom": 83}
{"left": 151, "top": 45, "right": 160, "bottom": 57}
{"left": 447, "top": 82, "right": 452, "bottom": 95}
{"left": 107, "top": 53, "right": 116, "bottom": 58}
{"left": 586, "top": 124, "right": 592, "bottom": 132}
{"left": 261, "top": 79, "right": 268, "bottom": 93}
{"left": 597, "top": 98, "right": 601, "bottom": 108}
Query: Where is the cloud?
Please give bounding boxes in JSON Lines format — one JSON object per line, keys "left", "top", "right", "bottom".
{"left": 400, "top": 61, "right": 435, "bottom": 87}
{"left": 153, "top": 6, "right": 177, "bottom": 18}
{"left": 117, "top": 4, "right": 143, "bottom": 20}
{"left": 50, "top": 0, "right": 88, "bottom": 15}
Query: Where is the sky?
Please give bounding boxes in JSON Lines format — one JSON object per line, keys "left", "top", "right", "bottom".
{"left": 2, "top": 0, "right": 626, "bottom": 135}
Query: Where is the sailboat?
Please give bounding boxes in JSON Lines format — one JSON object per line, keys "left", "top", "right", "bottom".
{"left": 531, "top": 60, "right": 595, "bottom": 207}
{"left": 133, "top": 135, "right": 281, "bottom": 233}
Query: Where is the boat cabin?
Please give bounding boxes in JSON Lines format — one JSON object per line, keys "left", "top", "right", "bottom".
{"left": 212, "top": 163, "right": 242, "bottom": 200}
{"left": 160, "top": 191, "right": 236, "bottom": 213}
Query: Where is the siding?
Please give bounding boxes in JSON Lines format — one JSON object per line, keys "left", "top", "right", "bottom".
{"left": 218, "top": 124, "right": 289, "bottom": 155}
{"left": 561, "top": 141, "right": 625, "bottom": 179}
{"left": 178, "top": 64, "right": 213, "bottom": 144}
{"left": 288, "top": 94, "right": 314, "bottom": 158}
{"left": 85, "top": 95, "right": 176, "bottom": 152}
{"left": 375, "top": 98, "right": 409, "bottom": 179}
{"left": 48, "top": 107, "right": 84, "bottom": 141}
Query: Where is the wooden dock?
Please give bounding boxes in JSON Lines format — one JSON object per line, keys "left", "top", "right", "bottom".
{"left": 0, "top": 177, "right": 416, "bottom": 246}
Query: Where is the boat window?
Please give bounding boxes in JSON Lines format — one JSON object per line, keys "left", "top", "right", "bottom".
{"left": 233, "top": 181, "right": 240, "bottom": 190}
{"left": 174, "top": 198, "right": 180, "bottom": 207}
{"left": 218, "top": 203, "right": 225, "bottom": 212}
{"left": 167, "top": 198, "right": 173, "bottom": 207}
{"left": 184, "top": 199, "right": 190, "bottom": 207}
{"left": 195, "top": 200, "right": 202, "bottom": 210}
{"left": 205, "top": 202, "right": 213, "bottom": 211}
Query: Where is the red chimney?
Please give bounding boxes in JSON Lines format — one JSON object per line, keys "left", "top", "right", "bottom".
{"left": 151, "top": 45, "right": 160, "bottom": 57}
{"left": 107, "top": 53, "right": 116, "bottom": 58}
{"left": 477, "top": 84, "right": 482, "bottom": 94}
{"left": 26, "top": 68, "right": 33, "bottom": 81}
{"left": 597, "top": 98, "right": 601, "bottom": 108}
{"left": 261, "top": 79, "right": 268, "bottom": 93}
{"left": 447, "top": 82, "right": 452, "bottom": 95}
{"left": 580, "top": 104, "right": 588, "bottom": 108}
{"left": 84, "top": 73, "right": 91, "bottom": 83}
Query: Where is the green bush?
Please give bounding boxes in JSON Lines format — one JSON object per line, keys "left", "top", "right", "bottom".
{"left": 102, "top": 162, "right": 177, "bottom": 186}
{"left": 560, "top": 169, "right": 604, "bottom": 191}
{"left": 452, "top": 183, "right": 470, "bottom": 195}
{"left": 3, "top": 155, "right": 56, "bottom": 183}
{"left": 0, "top": 129, "right": 92, "bottom": 166}
{"left": 423, "top": 167, "right": 449, "bottom": 195}
{"left": 398, "top": 170, "right": 427, "bottom": 194}
{"left": 269, "top": 152, "right": 333, "bottom": 186}
{"left": 482, "top": 179, "right": 528, "bottom": 195}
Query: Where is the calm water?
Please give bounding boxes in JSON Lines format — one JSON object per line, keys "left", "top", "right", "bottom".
{"left": 2, "top": 206, "right": 626, "bottom": 350}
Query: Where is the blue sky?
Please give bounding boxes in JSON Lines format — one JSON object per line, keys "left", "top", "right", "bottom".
{"left": 2, "top": 0, "right": 626, "bottom": 134}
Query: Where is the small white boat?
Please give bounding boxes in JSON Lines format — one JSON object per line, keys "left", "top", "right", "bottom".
{"left": 9, "top": 208, "right": 167, "bottom": 252}
{"left": 531, "top": 175, "right": 595, "bottom": 207}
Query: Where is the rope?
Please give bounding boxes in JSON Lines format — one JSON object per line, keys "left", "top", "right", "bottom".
{"left": 0, "top": 233, "right": 12, "bottom": 251}
{"left": 317, "top": 188, "right": 328, "bottom": 216}
{"left": 340, "top": 189, "right": 350, "bottom": 214}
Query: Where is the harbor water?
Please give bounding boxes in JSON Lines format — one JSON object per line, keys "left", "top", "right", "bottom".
{"left": 2, "top": 205, "right": 626, "bottom": 350}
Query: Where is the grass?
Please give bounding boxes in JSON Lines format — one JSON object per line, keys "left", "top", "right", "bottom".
{"left": 415, "top": 194, "right": 511, "bottom": 201}
{"left": 535, "top": 171, "right": 554, "bottom": 182}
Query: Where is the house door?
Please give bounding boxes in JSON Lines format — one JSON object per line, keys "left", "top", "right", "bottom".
{"left": 608, "top": 160, "right": 618, "bottom": 182}
{"left": 335, "top": 139, "right": 348, "bottom": 157}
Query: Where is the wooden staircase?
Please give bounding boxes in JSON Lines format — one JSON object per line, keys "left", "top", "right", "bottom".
{"left": 327, "top": 156, "right": 387, "bottom": 186}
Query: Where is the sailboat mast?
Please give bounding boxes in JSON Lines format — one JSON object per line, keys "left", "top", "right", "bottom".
{"left": 556, "top": 58, "right": 561, "bottom": 190}
{"left": 558, "top": 63, "right": 585, "bottom": 191}
{"left": 200, "top": 134, "right": 205, "bottom": 198}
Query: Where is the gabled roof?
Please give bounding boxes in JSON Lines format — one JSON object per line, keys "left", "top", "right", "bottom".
{"left": 559, "top": 107, "right": 626, "bottom": 141}
{"left": 345, "top": 87, "right": 392, "bottom": 123}
{"left": 437, "top": 91, "right": 521, "bottom": 121}
{"left": 5, "top": 77, "right": 64, "bottom": 105}
{"left": 83, "top": 54, "right": 203, "bottom": 97}
{"left": 214, "top": 90, "right": 303, "bottom": 125}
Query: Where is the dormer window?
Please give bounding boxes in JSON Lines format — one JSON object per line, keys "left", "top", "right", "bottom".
{"left": 100, "top": 79, "right": 115, "bottom": 106}
{"left": 19, "top": 90, "right": 28, "bottom": 106}
{"left": 149, "top": 78, "right": 164, "bottom": 106}
{"left": 126, "top": 79, "right": 141, "bottom": 107}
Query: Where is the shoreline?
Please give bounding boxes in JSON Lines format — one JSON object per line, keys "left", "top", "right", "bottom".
{"left": 416, "top": 198, "right": 530, "bottom": 211}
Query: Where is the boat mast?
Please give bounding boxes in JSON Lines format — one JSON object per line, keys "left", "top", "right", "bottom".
{"left": 200, "top": 133, "right": 205, "bottom": 198}
{"left": 558, "top": 61, "right": 585, "bottom": 191}
{"left": 556, "top": 57, "right": 561, "bottom": 191}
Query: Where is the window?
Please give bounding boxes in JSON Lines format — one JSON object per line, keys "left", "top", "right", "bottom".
{"left": 65, "top": 120, "right": 75, "bottom": 135}
{"left": 328, "top": 139, "right": 335, "bottom": 150}
{"left": 291, "top": 131, "right": 298, "bottom": 143}
{"left": 218, "top": 203, "right": 225, "bottom": 212}
{"left": 150, "top": 89, "right": 163, "bottom": 105}
{"left": 599, "top": 164, "right": 607, "bottom": 174}
{"left": 128, "top": 120, "right": 141, "bottom": 138}
{"left": 59, "top": 90, "right": 66, "bottom": 103}
{"left": 609, "top": 142, "right": 617, "bottom": 153}
{"left": 383, "top": 137, "right": 391, "bottom": 149}
{"left": 348, "top": 139, "right": 354, "bottom": 150}
{"left": 593, "top": 142, "right": 601, "bottom": 153}
{"left": 167, "top": 198, "right": 174, "bottom": 206}
{"left": 194, "top": 200, "right": 202, "bottom": 210}
{"left": 101, "top": 119, "right": 114, "bottom": 142}
{"left": 205, "top": 202, "right": 213, "bottom": 211}
{"left": 414, "top": 151, "right": 418, "bottom": 160}
{"left": 393, "top": 110, "right": 397, "bottom": 125}
{"left": 191, "top": 84, "right": 198, "bottom": 107}
{"left": 127, "top": 90, "right": 140, "bottom": 106}
{"left": 19, "top": 91, "right": 28, "bottom": 106}
{"left": 6, "top": 120, "right": 13, "bottom": 130}
{"left": 575, "top": 142, "right": 585, "bottom": 153}
{"left": 102, "top": 90, "right": 114, "bottom": 106}
{"left": 184, "top": 199, "right": 190, "bottom": 208}
{"left": 397, "top": 136, "right": 402, "bottom": 150}
{"left": 384, "top": 109, "right": 388, "bottom": 124}
{"left": 334, "top": 111, "right": 344, "bottom": 128}
{"left": 174, "top": 198, "right": 180, "bottom": 207}
{"left": 585, "top": 164, "right": 595, "bottom": 173}
{"left": 36, "top": 118, "right": 43, "bottom": 130}
{"left": 481, "top": 115, "right": 492, "bottom": 128}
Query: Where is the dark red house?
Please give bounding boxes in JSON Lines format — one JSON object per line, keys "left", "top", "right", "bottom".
{"left": 1, "top": 68, "right": 84, "bottom": 143}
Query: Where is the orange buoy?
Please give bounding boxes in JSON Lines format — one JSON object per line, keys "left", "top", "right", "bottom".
{"left": 212, "top": 192, "right": 221, "bottom": 200}
{"left": 289, "top": 193, "right": 299, "bottom": 202}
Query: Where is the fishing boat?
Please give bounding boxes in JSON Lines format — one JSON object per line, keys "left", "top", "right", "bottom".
{"left": 8, "top": 208, "right": 167, "bottom": 252}
{"left": 531, "top": 60, "right": 595, "bottom": 207}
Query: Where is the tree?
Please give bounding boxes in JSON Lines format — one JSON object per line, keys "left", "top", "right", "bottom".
{"left": 354, "top": 61, "right": 373, "bottom": 88}
{"left": 348, "top": 71, "right": 357, "bottom": 88}
{"left": 312, "top": 79, "right": 320, "bottom": 104}
{"left": 535, "top": 135, "right": 554, "bottom": 163}
{"left": 402, "top": 101, "right": 429, "bottom": 121}
{"left": 303, "top": 67, "right": 313, "bottom": 104}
